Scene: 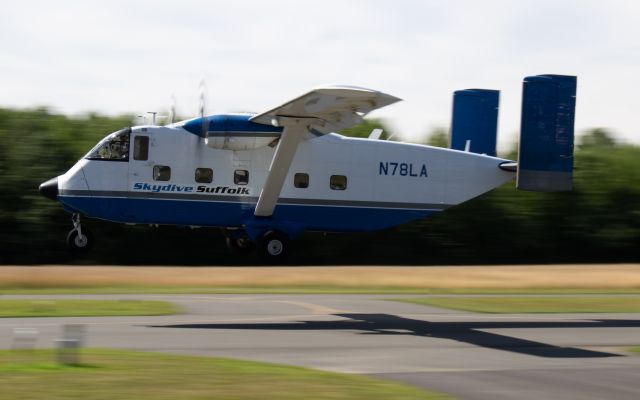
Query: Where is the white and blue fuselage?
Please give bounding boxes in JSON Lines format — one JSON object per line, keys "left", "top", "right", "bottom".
{"left": 55, "top": 113, "right": 514, "bottom": 233}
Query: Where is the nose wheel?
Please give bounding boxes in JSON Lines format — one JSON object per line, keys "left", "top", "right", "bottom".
{"left": 67, "top": 213, "right": 94, "bottom": 253}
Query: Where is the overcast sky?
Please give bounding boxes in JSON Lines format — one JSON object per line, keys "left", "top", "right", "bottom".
{"left": 1, "top": 0, "right": 639, "bottom": 150}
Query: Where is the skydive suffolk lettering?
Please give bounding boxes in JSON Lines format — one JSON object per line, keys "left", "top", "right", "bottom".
{"left": 133, "top": 183, "right": 250, "bottom": 195}
{"left": 133, "top": 183, "right": 193, "bottom": 192}
{"left": 196, "top": 186, "right": 250, "bottom": 195}
{"left": 379, "top": 162, "right": 428, "bottom": 177}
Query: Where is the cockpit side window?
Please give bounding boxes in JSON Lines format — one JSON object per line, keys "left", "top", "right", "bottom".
{"left": 86, "top": 128, "right": 131, "bottom": 161}
{"left": 133, "top": 136, "right": 149, "bottom": 161}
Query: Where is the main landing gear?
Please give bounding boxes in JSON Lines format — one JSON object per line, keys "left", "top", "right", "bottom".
{"left": 66, "top": 213, "right": 94, "bottom": 253}
{"left": 224, "top": 228, "right": 290, "bottom": 263}
{"left": 225, "top": 231, "right": 254, "bottom": 255}
{"left": 257, "top": 230, "right": 290, "bottom": 263}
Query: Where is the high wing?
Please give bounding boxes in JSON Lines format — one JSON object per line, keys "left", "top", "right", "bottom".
{"left": 251, "top": 85, "right": 401, "bottom": 134}
{"left": 250, "top": 85, "right": 401, "bottom": 217}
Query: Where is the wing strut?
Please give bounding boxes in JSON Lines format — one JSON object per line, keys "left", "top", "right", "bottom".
{"left": 254, "top": 117, "right": 315, "bottom": 217}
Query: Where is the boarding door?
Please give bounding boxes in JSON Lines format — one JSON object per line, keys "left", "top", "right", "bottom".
{"left": 126, "top": 133, "right": 153, "bottom": 219}
{"left": 130, "top": 132, "right": 154, "bottom": 181}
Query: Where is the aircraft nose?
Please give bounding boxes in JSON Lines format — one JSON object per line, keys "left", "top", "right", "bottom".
{"left": 39, "top": 177, "right": 59, "bottom": 201}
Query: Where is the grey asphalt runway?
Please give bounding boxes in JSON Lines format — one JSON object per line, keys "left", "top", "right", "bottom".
{"left": 2, "top": 294, "right": 640, "bottom": 399}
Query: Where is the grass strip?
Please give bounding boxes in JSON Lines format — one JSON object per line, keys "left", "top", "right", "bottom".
{"left": 0, "top": 299, "right": 180, "bottom": 318}
{"left": 4, "top": 286, "right": 640, "bottom": 295}
{"left": 0, "top": 349, "right": 450, "bottom": 400}
{"left": 392, "top": 296, "right": 640, "bottom": 313}
{"left": 3, "top": 265, "right": 640, "bottom": 294}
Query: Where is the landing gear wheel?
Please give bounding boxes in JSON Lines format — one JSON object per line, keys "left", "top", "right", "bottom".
{"left": 258, "top": 230, "right": 289, "bottom": 263}
{"left": 66, "top": 213, "right": 94, "bottom": 253}
{"left": 66, "top": 227, "right": 94, "bottom": 253}
{"left": 225, "top": 235, "right": 254, "bottom": 255}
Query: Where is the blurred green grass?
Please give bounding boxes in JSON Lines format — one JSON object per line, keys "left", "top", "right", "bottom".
{"left": 0, "top": 299, "right": 179, "bottom": 317}
{"left": 0, "top": 349, "right": 450, "bottom": 399}
{"left": 391, "top": 296, "right": 640, "bottom": 313}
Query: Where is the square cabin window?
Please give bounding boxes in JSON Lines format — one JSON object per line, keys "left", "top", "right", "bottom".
{"left": 234, "top": 169, "right": 249, "bottom": 185}
{"left": 153, "top": 165, "right": 171, "bottom": 181}
{"left": 133, "top": 136, "right": 149, "bottom": 161}
{"left": 330, "top": 175, "right": 347, "bottom": 190}
{"left": 294, "top": 173, "right": 309, "bottom": 188}
{"left": 195, "top": 168, "right": 213, "bottom": 183}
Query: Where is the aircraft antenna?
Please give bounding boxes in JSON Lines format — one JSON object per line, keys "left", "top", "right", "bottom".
{"left": 198, "top": 79, "right": 207, "bottom": 136}
{"left": 146, "top": 111, "right": 158, "bottom": 125}
{"left": 168, "top": 93, "right": 176, "bottom": 124}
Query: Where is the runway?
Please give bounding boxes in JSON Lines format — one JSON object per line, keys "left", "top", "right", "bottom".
{"left": 2, "top": 294, "right": 640, "bottom": 399}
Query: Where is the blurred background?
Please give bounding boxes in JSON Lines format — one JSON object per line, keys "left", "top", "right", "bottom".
{"left": 1, "top": 111, "right": 638, "bottom": 265}
{"left": 0, "top": 0, "right": 638, "bottom": 265}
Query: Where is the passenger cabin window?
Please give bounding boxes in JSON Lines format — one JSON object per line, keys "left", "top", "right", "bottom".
{"left": 86, "top": 128, "right": 131, "bottom": 161}
{"left": 153, "top": 165, "right": 171, "bottom": 181}
{"left": 294, "top": 173, "right": 309, "bottom": 188}
{"left": 234, "top": 170, "right": 249, "bottom": 185}
{"left": 330, "top": 175, "right": 347, "bottom": 190}
{"left": 133, "top": 136, "right": 149, "bottom": 160}
{"left": 195, "top": 168, "right": 213, "bottom": 183}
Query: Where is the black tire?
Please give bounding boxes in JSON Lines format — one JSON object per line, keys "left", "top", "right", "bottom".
{"left": 225, "top": 235, "right": 254, "bottom": 255}
{"left": 258, "top": 230, "right": 289, "bottom": 263}
{"left": 66, "top": 228, "right": 94, "bottom": 253}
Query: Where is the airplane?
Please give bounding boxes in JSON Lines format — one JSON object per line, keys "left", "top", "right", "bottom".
{"left": 38, "top": 74, "right": 577, "bottom": 262}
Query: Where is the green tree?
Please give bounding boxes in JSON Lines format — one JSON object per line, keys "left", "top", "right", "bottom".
{"left": 425, "top": 127, "right": 449, "bottom": 147}
{"left": 579, "top": 128, "right": 616, "bottom": 149}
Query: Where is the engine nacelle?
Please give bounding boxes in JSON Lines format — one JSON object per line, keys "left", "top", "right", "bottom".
{"left": 181, "top": 114, "right": 283, "bottom": 151}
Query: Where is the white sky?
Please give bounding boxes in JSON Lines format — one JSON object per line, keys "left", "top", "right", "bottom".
{"left": 1, "top": 0, "right": 639, "bottom": 151}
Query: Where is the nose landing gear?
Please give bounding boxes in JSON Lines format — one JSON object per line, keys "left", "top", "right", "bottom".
{"left": 67, "top": 213, "right": 94, "bottom": 253}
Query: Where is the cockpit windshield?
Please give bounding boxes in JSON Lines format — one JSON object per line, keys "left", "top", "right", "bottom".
{"left": 85, "top": 128, "right": 131, "bottom": 161}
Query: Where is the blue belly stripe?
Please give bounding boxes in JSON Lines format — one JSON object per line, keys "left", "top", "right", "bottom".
{"left": 58, "top": 195, "right": 435, "bottom": 232}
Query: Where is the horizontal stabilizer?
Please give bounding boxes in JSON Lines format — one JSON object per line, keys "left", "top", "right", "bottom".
{"left": 450, "top": 89, "right": 499, "bottom": 156}
{"left": 517, "top": 75, "right": 577, "bottom": 192}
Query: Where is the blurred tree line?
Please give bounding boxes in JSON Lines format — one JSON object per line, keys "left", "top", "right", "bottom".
{"left": 0, "top": 108, "right": 638, "bottom": 265}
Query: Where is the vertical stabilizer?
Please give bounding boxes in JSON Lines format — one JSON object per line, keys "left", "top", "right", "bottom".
{"left": 517, "top": 75, "right": 577, "bottom": 192}
{"left": 450, "top": 89, "right": 499, "bottom": 156}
